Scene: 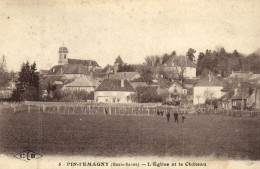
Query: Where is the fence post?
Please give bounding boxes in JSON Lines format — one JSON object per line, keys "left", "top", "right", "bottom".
{"left": 28, "top": 105, "right": 30, "bottom": 113}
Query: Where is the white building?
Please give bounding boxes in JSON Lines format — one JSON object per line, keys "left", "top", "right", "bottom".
{"left": 163, "top": 56, "right": 197, "bottom": 79}
{"left": 94, "top": 79, "right": 136, "bottom": 103}
{"left": 193, "top": 75, "right": 223, "bottom": 105}
{"left": 62, "top": 75, "right": 98, "bottom": 92}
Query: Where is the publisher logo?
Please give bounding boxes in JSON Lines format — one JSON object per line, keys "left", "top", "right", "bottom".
{"left": 14, "top": 150, "right": 42, "bottom": 162}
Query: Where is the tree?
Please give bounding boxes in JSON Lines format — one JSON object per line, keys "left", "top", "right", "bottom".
{"left": 11, "top": 61, "right": 39, "bottom": 101}
{"left": 0, "top": 55, "right": 9, "bottom": 87}
{"left": 186, "top": 48, "right": 196, "bottom": 62}
{"left": 173, "top": 56, "right": 187, "bottom": 82}
{"left": 204, "top": 88, "right": 214, "bottom": 108}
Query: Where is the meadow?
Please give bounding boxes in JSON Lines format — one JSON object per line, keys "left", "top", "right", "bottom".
{"left": 0, "top": 110, "right": 259, "bottom": 160}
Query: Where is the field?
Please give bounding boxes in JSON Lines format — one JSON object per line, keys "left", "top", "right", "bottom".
{"left": 0, "top": 110, "right": 259, "bottom": 160}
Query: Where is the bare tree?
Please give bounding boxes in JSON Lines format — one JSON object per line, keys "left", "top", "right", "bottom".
{"left": 204, "top": 88, "right": 214, "bottom": 108}
{"left": 196, "top": 95, "right": 201, "bottom": 107}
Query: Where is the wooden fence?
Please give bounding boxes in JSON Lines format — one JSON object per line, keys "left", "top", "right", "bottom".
{"left": 198, "top": 108, "right": 260, "bottom": 117}
{"left": 0, "top": 103, "right": 183, "bottom": 117}
{"left": 0, "top": 102, "right": 259, "bottom": 117}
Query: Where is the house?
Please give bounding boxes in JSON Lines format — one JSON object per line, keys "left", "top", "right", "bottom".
{"left": 62, "top": 75, "right": 98, "bottom": 92}
{"left": 218, "top": 82, "right": 260, "bottom": 110}
{"left": 162, "top": 56, "right": 197, "bottom": 79}
{"left": 193, "top": 74, "right": 223, "bottom": 105}
{"left": 94, "top": 79, "right": 136, "bottom": 103}
{"left": 168, "top": 81, "right": 188, "bottom": 101}
{"left": 104, "top": 72, "right": 141, "bottom": 81}
{"left": 130, "top": 76, "right": 148, "bottom": 88}
{"left": 228, "top": 70, "right": 253, "bottom": 82}
{"left": 248, "top": 74, "right": 260, "bottom": 84}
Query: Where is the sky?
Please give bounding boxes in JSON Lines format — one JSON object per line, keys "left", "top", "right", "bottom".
{"left": 0, "top": 0, "right": 259, "bottom": 71}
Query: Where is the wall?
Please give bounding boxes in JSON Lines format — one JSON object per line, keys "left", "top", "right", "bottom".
{"left": 94, "top": 91, "right": 136, "bottom": 103}
{"left": 193, "top": 86, "right": 223, "bottom": 105}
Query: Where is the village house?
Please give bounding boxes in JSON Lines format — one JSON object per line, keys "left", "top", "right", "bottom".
{"left": 104, "top": 72, "right": 141, "bottom": 81}
{"left": 62, "top": 75, "right": 98, "bottom": 92}
{"left": 94, "top": 79, "right": 136, "bottom": 103}
{"left": 193, "top": 73, "right": 223, "bottom": 105}
{"left": 218, "top": 82, "right": 260, "bottom": 110}
{"left": 162, "top": 55, "right": 197, "bottom": 79}
{"left": 129, "top": 76, "right": 148, "bottom": 89}
{"left": 228, "top": 70, "right": 253, "bottom": 82}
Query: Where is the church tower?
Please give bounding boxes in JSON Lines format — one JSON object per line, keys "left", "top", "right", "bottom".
{"left": 58, "top": 45, "right": 69, "bottom": 65}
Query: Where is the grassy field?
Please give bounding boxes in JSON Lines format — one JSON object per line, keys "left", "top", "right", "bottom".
{"left": 0, "top": 111, "right": 259, "bottom": 160}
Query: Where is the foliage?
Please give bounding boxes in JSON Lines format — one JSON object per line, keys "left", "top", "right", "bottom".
{"left": 196, "top": 48, "right": 256, "bottom": 77}
{"left": 117, "top": 64, "right": 135, "bottom": 72}
{"left": 136, "top": 87, "right": 163, "bottom": 103}
{"left": 48, "top": 89, "right": 94, "bottom": 102}
{"left": 0, "top": 55, "right": 9, "bottom": 87}
{"left": 11, "top": 61, "right": 39, "bottom": 101}
{"left": 186, "top": 48, "right": 196, "bottom": 62}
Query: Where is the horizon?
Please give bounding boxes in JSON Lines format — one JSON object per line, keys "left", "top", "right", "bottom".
{"left": 0, "top": 0, "right": 259, "bottom": 71}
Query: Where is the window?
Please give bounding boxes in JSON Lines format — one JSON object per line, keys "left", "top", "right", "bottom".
{"left": 64, "top": 54, "right": 66, "bottom": 59}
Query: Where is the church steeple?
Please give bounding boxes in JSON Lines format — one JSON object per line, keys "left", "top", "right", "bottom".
{"left": 58, "top": 44, "right": 69, "bottom": 65}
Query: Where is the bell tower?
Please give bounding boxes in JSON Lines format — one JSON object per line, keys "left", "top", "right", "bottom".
{"left": 58, "top": 45, "right": 69, "bottom": 65}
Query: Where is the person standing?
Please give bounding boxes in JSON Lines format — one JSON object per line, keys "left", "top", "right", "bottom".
{"left": 174, "top": 112, "right": 179, "bottom": 123}
{"left": 182, "top": 113, "right": 185, "bottom": 123}
{"left": 166, "top": 112, "right": 170, "bottom": 122}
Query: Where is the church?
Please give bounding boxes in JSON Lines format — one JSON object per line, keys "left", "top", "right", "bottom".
{"left": 45, "top": 45, "right": 101, "bottom": 79}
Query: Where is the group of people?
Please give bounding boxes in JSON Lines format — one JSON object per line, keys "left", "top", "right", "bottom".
{"left": 166, "top": 112, "right": 185, "bottom": 123}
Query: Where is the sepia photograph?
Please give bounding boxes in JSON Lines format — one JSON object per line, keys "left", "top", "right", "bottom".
{"left": 0, "top": 0, "right": 259, "bottom": 168}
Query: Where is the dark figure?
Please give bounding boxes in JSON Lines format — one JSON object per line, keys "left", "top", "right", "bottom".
{"left": 174, "top": 112, "right": 179, "bottom": 123}
{"left": 166, "top": 113, "right": 170, "bottom": 122}
{"left": 161, "top": 111, "right": 164, "bottom": 116}
{"left": 157, "top": 111, "right": 160, "bottom": 116}
{"left": 182, "top": 114, "right": 185, "bottom": 123}
{"left": 105, "top": 108, "right": 108, "bottom": 114}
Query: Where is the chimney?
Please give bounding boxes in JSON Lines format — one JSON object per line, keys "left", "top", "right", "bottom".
{"left": 121, "top": 79, "right": 124, "bottom": 88}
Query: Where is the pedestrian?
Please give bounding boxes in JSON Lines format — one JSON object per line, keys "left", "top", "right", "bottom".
{"left": 105, "top": 108, "right": 108, "bottom": 114}
{"left": 174, "top": 112, "right": 178, "bottom": 123}
{"left": 166, "top": 112, "right": 170, "bottom": 122}
{"left": 182, "top": 113, "right": 185, "bottom": 123}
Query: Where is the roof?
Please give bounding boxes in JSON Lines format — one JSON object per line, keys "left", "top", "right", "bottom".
{"left": 46, "top": 65, "right": 64, "bottom": 75}
{"left": 68, "top": 59, "right": 99, "bottom": 67}
{"left": 64, "top": 76, "right": 97, "bottom": 87}
{"left": 130, "top": 76, "right": 146, "bottom": 83}
{"left": 249, "top": 74, "right": 260, "bottom": 81}
{"left": 228, "top": 71, "right": 252, "bottom": 80}
{"left": 195, "top": 76, "right": 223, "bottom": 87}
{"left": 100, "top": 64, "right": 114, "bottom": 74}
{"left": 232, "top": 89, "right": 251, "bottom": 100}
{"left": 218, "top": 91, "right": 235, "bottom": 101}
{"left": 59, "top": 46, "right": 68, "bottom": 53}
{"left": 47, "top": 64, "right": 93, "bottom": 75}
{"left": 95, "top": 79, "right": 136, "bottom": 92}
{"left": 114, "top": 56, "right": 123, "bottom": 64}
{"left": 163, "top": 56, "right": 197, "bottom": 68}
{"left": 136, "top": 86, "right": 159, "bottom": 95}
{"left": 104, "top": 72, "right": 140, "bottom": 80}
{"left": 169, "top": 81, "right": 186, "bottom": 89}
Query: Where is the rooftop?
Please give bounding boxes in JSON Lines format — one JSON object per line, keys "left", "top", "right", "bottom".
{"left": 95, "top": 79, "right": 136, "bottom": 92}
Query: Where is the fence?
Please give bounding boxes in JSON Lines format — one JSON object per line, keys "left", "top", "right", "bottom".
{"left": 0, "top": 102, "right": 184, "bottom": 117}
{"left": 198, "top": 108, "right": 260, "bottom": 117}
{"left": 1, "top": 102, "right": 259, "bottom": 118}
